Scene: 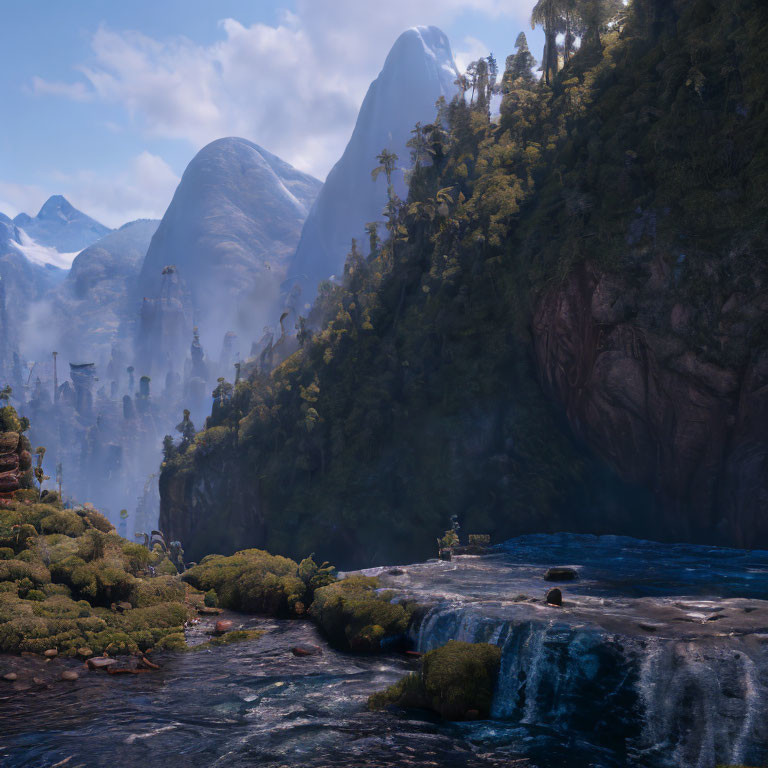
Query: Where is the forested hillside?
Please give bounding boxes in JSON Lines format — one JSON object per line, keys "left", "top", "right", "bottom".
{"left": 160, "top": 0, "right": 768, "bottom": 568}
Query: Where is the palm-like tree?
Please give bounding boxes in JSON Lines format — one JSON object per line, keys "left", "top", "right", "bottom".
{"left": 531, "top": 0, "right": 563, "bottom": 85}
{"left": 371, "top": 149, "right": 398, "bottom": 190}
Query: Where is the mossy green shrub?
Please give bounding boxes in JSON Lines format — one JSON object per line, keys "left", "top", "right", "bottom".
{"left": 309, "top": 575, "right": 414, "bottom": 652}
{"left": 0, "top": 499, "right": 191, "bottom": 654}
{"left": 369, "top": 640, "right": 502, "bottom": 720}
{"left": 0, "top": 406, "right": 21, "bottom": 432}
{"left": 155, "top": 632, "right": 187, "bottom": 651}
{"left": 368, "top": 672, "right": 427, "bottom": 711}
{"left": 121, "top": 541, "right": 151, "bottom": 574}
{"left": 0, "top": 575, "right": 190, "bottom": 655}
{"left": 51, "top": 555, "right": 134, "bottom": 604}
{"left": 32, "top": 533, "right": 79, "bottom": 565}
{"left": 0, "top": 558, "right": 50, "bottom": 584}
{"left": 182, "top": 549, "right": 309, "bottom": 616}
{"left": 203, "top": 589, "right": 218, "bottom": 607}
{"left": 39, "top": 510, "right": 87, "bottom": 537}
{"left": 130, "top": 575, "right": 186, "bottom": 608}
{"left": 79, "top": 507, "right": 114, "bottom": 533}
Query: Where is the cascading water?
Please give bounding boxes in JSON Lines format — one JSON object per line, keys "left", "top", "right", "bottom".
{"left": 375, "top": 534, "right": 768, "bottom": 768}
{"left": 2, "top": 533, "right": 766, "bottom": 767}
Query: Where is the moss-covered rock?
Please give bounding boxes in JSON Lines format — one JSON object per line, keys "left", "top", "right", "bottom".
{"left": 182, "top": 549, "right": 311, "bottom": 616}
{"left": 39, "top": 510, "right": 88, "bottom": 537}
{"left": 0, "top": 499, "right": 191, "bottom": 655}
{"left": 0, "top": 558, "right": 50, "bottom": 584}
{"left": 309, "top": 575, "right": 414, "bottom": 652}
{"left": 369, "top": 640, "right": 501, "bottom": 720}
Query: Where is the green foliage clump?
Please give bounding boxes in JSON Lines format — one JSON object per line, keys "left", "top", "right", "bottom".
{"left": 0, "top": 558, "right": 50, "bottom": 585}
{"left": 39, "top": 510, "right": 87, "bottom": 537}
{"left": 0, "top": 406, "right": 21, "bottom": 433}
{"left": 369, "top": 640, "right": 501, "bottom": 720}
{"left": 309, "top": 575, "right": 414, "bottom": 652}
{"left": 155, "top": 632, "right": 187, "bottom": 651}
{"left": 182, "top": 549, "right": 309, "bottom": 615}
{"left": 51, "top": 555, "right": 134, "bottom": 604}
{"left": 120, "top": 541, "right": 151, "bottom": 574}
{"left": 203, "top": 589, "right": 218, "bottom": 607}
{"left": 130, "top": 575, "right": 186, "bottom": 608}
{"left": 0, "top": 495, "right": 191, "bottom": 655}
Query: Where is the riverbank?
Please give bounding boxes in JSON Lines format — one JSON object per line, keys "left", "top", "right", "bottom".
{"left": 2, "top": 534, "right": 767, "bottom": 767}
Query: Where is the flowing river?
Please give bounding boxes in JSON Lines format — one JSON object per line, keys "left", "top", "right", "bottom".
{"left": 1, "top": 533, "right": 767, "bottom": 768}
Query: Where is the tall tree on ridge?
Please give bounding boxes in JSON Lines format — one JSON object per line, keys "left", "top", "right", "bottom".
{"left": 531, "top": 0, "right": 562, "bottom": 85}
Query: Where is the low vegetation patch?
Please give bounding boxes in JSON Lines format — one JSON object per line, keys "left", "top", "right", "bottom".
{"left": 182, "top": 549, "right": 334, "bottom": 616}
{"left": 369, "top": 640, "right": 502, "bottom": 720}
{"left": 309, "top": 575, "right": 416, "bottom": 652}
{"left": 0, "top": 498, "right": 191, "bottom": 656}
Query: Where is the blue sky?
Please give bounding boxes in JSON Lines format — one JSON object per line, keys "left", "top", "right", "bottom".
{"left": 0, "top": 0, "right": 542, "bottom": 227}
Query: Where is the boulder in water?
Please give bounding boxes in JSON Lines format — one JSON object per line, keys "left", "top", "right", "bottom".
{"left": 214, "top": 619, "right": 234, "bottom": 634}
{"left": 291, "top": 645, "right": 322, "bottom": 657}
{"left": 86, "top": 657, "right": 118, "bottom": 670}
{"left": 546, "top": 588, "right": 563, "bottom": 606}
{"left": 544, "top": 567, "right": 578, "bottom": 581}
{"left": 2, "top": 672, "right": 17, "bottom": 681}
{"left": 61, "top": 670, "right": 79, "bottom": 682}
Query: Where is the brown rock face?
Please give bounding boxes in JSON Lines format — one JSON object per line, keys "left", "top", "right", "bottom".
{"left": 533, "top": 262, "right": 768, "bottom": 548}
{"left": 0, "top": 430, "right": 31, "bottom": 497}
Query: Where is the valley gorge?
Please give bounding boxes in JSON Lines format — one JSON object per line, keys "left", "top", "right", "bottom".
{"left": 1, "top": 1, "right": 768, "bottom": 766}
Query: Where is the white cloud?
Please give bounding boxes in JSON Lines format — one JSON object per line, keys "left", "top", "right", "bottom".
{"left": 32, "top": 0, "right": 536, "bottom": 181}
{"left": 30, "top": 76, "right": 93, "bottom": 102}
{"left": 48, "top": 151, "right": 180, "bottom": 227}
{"left": 454, "top": 36, "right": 494, "bottom": 74}
{"left": 0, "top": 181, "right": 48, "bottom": 219}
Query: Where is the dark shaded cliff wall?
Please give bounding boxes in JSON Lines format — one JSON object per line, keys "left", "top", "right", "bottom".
{"left": 160, "top": 0, "right": 768, "bottom": 567}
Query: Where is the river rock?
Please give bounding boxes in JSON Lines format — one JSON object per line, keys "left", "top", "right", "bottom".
{"left": 2, "top": 672, "right": 18, "bottom": 681}
{"left": 44, "top": 649, "right": 58, "bottom": 658}
{"left": 544, "top": 567, "right": 578, "bottom": 581}
{"left": 86, "top": 657, "right": 118, "bottom": 670}
{"left": 61, "top": 670, "right": 79, "bottom": 681}
{"left": 214, "top": 619, "right": 234, "bottom": 634}
{"left": 291, "top": 645, "right": 322, "bottom": 657}
{"left": 116, "top": 601, "right": 132, "bottom": 613}
{"left": 77, "top": 647, "right": 93, "bottom": 658}
{"left": 546, "top": 588, "right": 563, "bottom": 606}
{"left": 198, "top": 606, "right": 221, "bottom": 615}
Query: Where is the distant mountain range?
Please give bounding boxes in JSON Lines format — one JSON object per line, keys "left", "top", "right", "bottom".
{"left": 12, "top": 195, "right": 111, "bottom": 255}
{"left": 1, "top": 25, "right": 462, "bottom": 378}
{"left": 136, "top": 137, "right": 322, "bottom": 371}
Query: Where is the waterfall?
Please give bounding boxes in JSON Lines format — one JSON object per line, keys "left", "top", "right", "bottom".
{"left": 412, "top": 603, "right": 768, "bottom": 768}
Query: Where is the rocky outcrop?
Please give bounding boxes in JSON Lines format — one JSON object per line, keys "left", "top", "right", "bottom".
{"left": 159, "top": 434, "right": 266, "bottom": 561}
{"left": 533, "top": 260, "right": 768, "bottom": 548}
{"left": 0, "top": 429, "right": 32, "bottom": 497}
